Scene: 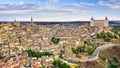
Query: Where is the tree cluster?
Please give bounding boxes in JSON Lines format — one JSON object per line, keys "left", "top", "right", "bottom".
{"left": 97, "top": 32, "right": 118, "bottom": 42}
{"left": 111, "top": 26, "right": 120, "bottom": 36}
{"left": 0, "top": 54, "right": 4, "bottom": 59}
{"left": 72, "top": 45, "right": 95, "bottom": 55}
{"left": 108, "top": 56, "right": 119, "bottom": 68}
{"left": 26, "top": 49, "right": 53, "bottom": 58}
{"left": 108, "top": 59, "right": 118, "bottom": 68}
{"left": 53, "top": 60, "right": 70, "bottom": 68}
{"left": 72, "top": 46, "right": 85, "bottom": 54}
{"left": 51, "top": 37, "right": 60, "bottom": 44}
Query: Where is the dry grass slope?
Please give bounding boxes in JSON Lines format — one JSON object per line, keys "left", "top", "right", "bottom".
{"left": 80, "top": 44, "right": 120, "bottom": 68}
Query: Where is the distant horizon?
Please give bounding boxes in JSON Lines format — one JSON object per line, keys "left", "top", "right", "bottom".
{"left": 0, "top": 17, "right": 120, "bottom": 22}
{"left": 0, "top": 20, "right": 120, "bottom": 22}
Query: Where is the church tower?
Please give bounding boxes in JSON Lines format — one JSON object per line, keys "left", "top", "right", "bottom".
{"left": 14, "top": 19, "right": 21, "bottom": 27}
{"left": 14, "top": 19, "right": 17, "bottom": 26}
{"left": 30, "top": 17, "right": 34, "bottom": 26}
{"left": 105, "top": 16, "right": 109, "bottom": 27}
{"left": 90, "top": 17, "right": 94, "bottom": 26}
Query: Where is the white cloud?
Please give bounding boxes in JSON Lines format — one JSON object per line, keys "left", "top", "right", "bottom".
{"left": 65, "top": 2, "right": 95, "bottom": 7}
{"left": 0, "top": 3, "right": 86, "bottom": 14}
{"left": 98, "top": 0, "right": 120, "bottom": 9}
{"left": 0, "top": 1, "right": 119, "bottom": 21}
{"left": 45, "top": 0, "right": 59, "bottom": 2}
{"left": 80, "top": 2, "right": 95, "bottom": 6}
{"left": 0, "top": 2, "right": 87, "bottom": 21}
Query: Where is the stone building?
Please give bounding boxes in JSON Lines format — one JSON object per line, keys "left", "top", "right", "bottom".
{"left": 64, "top": 45, "right": 76, "bottom": 58}
{"left": 90, "top": 17, "right": 109, "bottom": 27}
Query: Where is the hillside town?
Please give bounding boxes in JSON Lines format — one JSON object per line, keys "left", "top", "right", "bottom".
{"left": 0, "top": 17, "right": 120, "bottom": 68}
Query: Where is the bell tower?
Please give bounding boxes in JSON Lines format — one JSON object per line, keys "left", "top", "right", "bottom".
{"left": 90, "top": 17, "right": 94, "bottom": 26}
{"left": 105, "top": 16, "right": 109, "bottom": 27}
{"left": 30, "top": 17, "right": 34, "bottom": 26}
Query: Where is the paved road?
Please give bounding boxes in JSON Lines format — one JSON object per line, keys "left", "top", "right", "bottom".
{"left": 64, "top": 44, "right": 117, "bottom": 62}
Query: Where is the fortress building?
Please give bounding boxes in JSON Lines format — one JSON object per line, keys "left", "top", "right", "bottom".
{"left": 90, "top": 17, "right": 109, "bottom": 27}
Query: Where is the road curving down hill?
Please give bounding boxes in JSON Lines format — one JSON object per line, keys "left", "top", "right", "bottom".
{"left": 64, "top": 44, "right": 117, "bottom": 62}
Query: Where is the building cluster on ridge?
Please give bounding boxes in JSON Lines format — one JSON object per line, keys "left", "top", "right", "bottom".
{"left": 0, "top": 16, "right": 119, "bottom": 68}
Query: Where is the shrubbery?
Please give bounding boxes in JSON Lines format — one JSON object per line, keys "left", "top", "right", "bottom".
{"left": 53, "top": 60, "right": 70, "bottom": 68}
{"left": 51, "top": 37, "right": 60, "bottom": 44}
{"left": 108, "top": 59, "right": 118, "bottom": 68}
{"left": 72, "top": 46, "right": 85, "bottom": 54}
{"left": 72, "top": 46, "right": 95, "bottom": 55}
{"left": 0, "top": 54, "right": 4, "bottom": 59}
{"left": 87, "top": 47, "right": 95, "bottom": 55}
{"left": 97, "top": 32, "right": 118, "bottom": 42}
{"left": 26, "top": 49, "right": 53, "bottom": 58}
{"left": 111, "top": 26, "right": 120, "bottom": 36}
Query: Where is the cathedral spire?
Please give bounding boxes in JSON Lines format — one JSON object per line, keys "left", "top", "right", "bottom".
{"left": 91, "top": 17, "right": 94, "bottom": 20}
{"left": 105, "top": 16, "right": 108, "bottom": 20}
{"left": 15, "top": 19, "right": 17, "bottom": 22}
{"left": 30, "top": 17, "right": 34, "bottom": 26}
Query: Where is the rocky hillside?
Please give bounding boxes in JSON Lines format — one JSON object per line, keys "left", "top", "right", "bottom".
{"left": 80, "top": 44, "right": 120, "bottom": 68}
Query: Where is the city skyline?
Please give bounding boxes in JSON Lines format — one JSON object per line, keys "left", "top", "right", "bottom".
{"left": 0, "top": 0, "right": 120, "bottom": 21}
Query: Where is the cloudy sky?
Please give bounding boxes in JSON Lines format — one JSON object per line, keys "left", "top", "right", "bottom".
{"left": 0, "top": 0, "right": 120, "bottom": 21}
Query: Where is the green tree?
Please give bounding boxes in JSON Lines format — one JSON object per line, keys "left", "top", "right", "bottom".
{"left": 108, "top": 59, "right": 118, "bottom": 68}
{"left": 75, "top": 66, "right": 81, "bottom": 68}
{"left": 51, "top": 37, "right": 60, "bottom": 44}
{"left": 111, "top": 26, "right": 120, "bottom": 37}
{"left": 113, "top": 56, "right": 118, "bottom": 62}
{"left": 0, "top": 54, "right": 4, "bottom": 59}
{"left": 53, "top": 60, "right": 70, "bottom": 68}
{"left": 59, "top": 54, "right": 63, "bottom": 58}
{"left": 72, "top": 48, "right": 78, "bottom": 54}
{"left": 26, "top": 49, "right": 53, "bottom": 58}
{"left": 60, "top": 63, "right": 70, "bottom": 68}
{"left": 53, "top": 60, "right": 62, "bottom": 67}
{"left": 77, "top": 46, "right": 82, "bottom": 52}
{"left": 87, "top": 47, "right": 95, "bottom": 55}
{"left": 97, "top": 32, "right": 116, "bottom": 42}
